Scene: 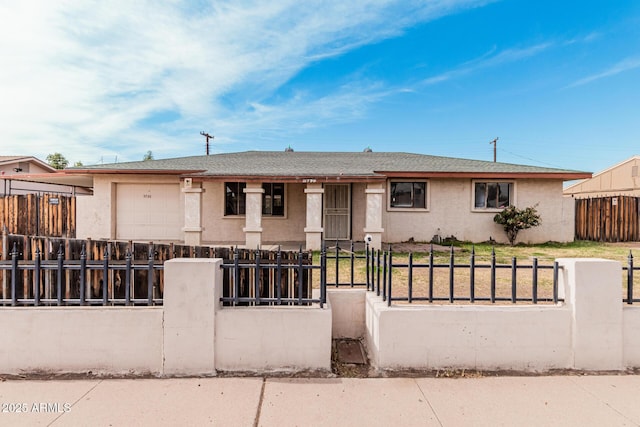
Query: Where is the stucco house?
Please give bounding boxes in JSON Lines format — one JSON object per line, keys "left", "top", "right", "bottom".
{"left": 564, "top": 155, "right": 640, "bottom": 198}
{"left": 68, "top": 151, "right": 590, "bottom": 249}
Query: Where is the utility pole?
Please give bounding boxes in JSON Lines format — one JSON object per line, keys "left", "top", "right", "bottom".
{"left": 200, "top": 131, "right": 214, "bottom": 155}
{"left": 489, "top": 137, "right": 499, "bottom": 162}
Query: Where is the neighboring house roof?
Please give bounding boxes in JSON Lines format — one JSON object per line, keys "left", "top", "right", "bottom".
{"left": 564, "top": 155, "right": 640, "bottom": 196}
{"left": 70, "top": 151, "right": 590, "bottom": 182}
{"left": 0, "top": 155, "right": 57, "bottom": 173}
{"left": 0, "top": 155, "right": 92, "bottom": 195}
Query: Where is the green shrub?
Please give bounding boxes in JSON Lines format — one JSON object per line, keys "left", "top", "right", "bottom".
{"left": 493, "top": 205, "right": 541, "bottom": 246}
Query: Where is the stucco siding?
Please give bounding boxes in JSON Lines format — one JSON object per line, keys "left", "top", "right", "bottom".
{"left": 77, "top": 175, "right": 183, "bottom": 241}
{"left": 262, "top": 183, "right": 307, "bottom": 243}
{"left": 76, "top": 176, "right": 114, "bottom": 240}
{"left": 78, "top": 174, "right": 573, "bottom": 246}
{"left": 201, "top": 182, "right": 308, "bottom": 244}
{"left": 383, "top": 178, "right": 572, "bottom": 244}
{"left": 201, "top": 181, "right": 244, "bottom": 243}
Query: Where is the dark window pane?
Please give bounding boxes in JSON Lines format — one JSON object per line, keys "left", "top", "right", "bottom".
{"left": 261, "top": 183, "right": 285, "bottom": 216}
{"left": 391, "top": 182, "right": 413, "bottom": 207}
{"left": 413, "top": 182, "right": 426, "bottom": 208}
{"left": 272, "top": 184, "right": 285, "bottom": 216}
{"left": 238, "top": 183, "right": 246, "bottom": 215}
{"left": 475, "top": 182, "right": 512, "bottom": 209}
{"left": 225, "top": 183, "right": 237, "bottom": 215}
{"left": 498, "top": 183, "right": 511, "bottom": 208}
{"left": 486, "top": 183, "right": 498, "bottom": 208}
{"left": 475, "top": 183, "right": 486, "bottom": 208}
{"left": 262, "top": 183, "right": 272, "bottom": 215}
{"left": 225, "top": 182, "right": 246, "bottom": 215}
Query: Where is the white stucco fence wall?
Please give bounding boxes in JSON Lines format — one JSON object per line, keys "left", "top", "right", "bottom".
{"left": 623, "top": 307, "right": 640, "bottom": 366}
{"left": 0, "top": 308, "right": 163, "bottom": 375}
{"left": 0, "top": 258, "right": 332, "bottom": 376}
{"left": 215, "top": 306, "right": 331, "bottom": 372}
{"left": 366, "top": 298, "right": 572, "bottom": 370}
{"left": 2, "top": 257, "right": 638, "bottom": 375}
{"left": 167, "top": 258, "right": 333, "bottom": 374}
{"left": 327, "top": 289, "right": 366, "bottom": 339}
{"left": 365, "top": 258, "right": 638, "bottom": 372}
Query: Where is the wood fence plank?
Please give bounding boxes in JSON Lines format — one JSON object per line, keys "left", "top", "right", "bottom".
{"left": 575, "top": 196, "right": 640, "bottom": 242}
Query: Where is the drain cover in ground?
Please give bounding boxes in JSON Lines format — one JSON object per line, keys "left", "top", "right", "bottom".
{"left": 337, "top": 340, "right": 366, "bottom": 364}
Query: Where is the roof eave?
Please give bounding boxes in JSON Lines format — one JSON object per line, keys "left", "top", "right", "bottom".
{"left": 68, "top": 168, "right": 204, "bottom": 175}
{"left": 185, "top": 174, "right": 387, "bottom": 183}
{"left": 379, "top": 171, "right": 592, "bottom": 180}
{"left": 3, "top": 172, "right": 94, "bottom": 188}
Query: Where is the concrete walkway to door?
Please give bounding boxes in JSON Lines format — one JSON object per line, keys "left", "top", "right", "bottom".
{"left": 1, "top": 374, "right": 639, "bottom": 426}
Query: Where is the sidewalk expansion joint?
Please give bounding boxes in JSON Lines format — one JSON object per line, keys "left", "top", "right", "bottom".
{"left": 253, "top": 377, "right": 266, "bottom": 427}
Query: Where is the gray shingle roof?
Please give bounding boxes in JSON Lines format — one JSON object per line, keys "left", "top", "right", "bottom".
{"left": 75, "top": 151, "right": 589, "bottom": 178}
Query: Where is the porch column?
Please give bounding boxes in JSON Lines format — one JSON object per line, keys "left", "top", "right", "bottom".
{"left": 183, "top": 180, "right": 204, "bottom": 246}
{"left": 243, "top": 182, "right": 263, "bottom": 248}
{"left": 304, "top": 183, "right": 324, "bottom": 250}
{"left": 364, "top": 182, "right": 385, "bottom": 250}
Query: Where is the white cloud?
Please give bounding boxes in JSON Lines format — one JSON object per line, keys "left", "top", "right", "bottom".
{"left": 567, "top": 56, "right": 640, "bottom": 88}
{"left": 0, "top": 0, "right": 492, "bottom": 163}
{"left": 420, "top": 43, "right": 553, "bottom": 86}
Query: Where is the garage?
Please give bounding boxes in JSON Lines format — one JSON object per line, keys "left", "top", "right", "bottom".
{"left": 116, "top": 183, "right": 182, "bottom": 241}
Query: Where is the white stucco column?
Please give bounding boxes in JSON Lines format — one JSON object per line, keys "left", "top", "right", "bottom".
{"left": 363, "top": 182, "right": 385, "bottom": 250}
{"left": 164, "top": 258, "right": 221, "bottom": 376}
{"left": 557, "top": 258, "right": 623, "bottom": 370}
{"left": 182, "top": 180, "right": 204, "bottom": 246}
{"left": 304, "top": 183, "right": 324, "bottom": 250}
{"left": 243, "top": 183, "right": 263, "bottom": 248}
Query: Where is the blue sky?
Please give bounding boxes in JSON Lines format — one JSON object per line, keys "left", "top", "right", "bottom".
{"left": 1, "top": 0, "right": 639, "bottom": 174}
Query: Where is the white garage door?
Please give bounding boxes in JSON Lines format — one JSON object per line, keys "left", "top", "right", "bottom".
{"left": 116, "top": 184, "right": 182, "bottom": 241}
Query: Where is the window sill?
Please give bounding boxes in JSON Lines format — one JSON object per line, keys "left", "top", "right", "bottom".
{"left": 387, "top": 207, "right": 429, "bottom": 212}
{"left": 223, "top": 215, "right": 288, "bottom": 219}
{"left": 471, "top": 208, "right": 506, "bottom": 213}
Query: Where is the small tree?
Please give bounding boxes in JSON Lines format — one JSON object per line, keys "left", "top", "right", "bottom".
{"left": 46, "top": 153, "right": 69, "bottom": 170}
{"left": 493, "top": 205, "right": 541, "bottom": 246}
{"left": 143, "top": 150, "right": 154, "bottom": 161}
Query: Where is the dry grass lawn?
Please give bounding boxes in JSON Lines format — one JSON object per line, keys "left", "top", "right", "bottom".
{"left": 313, "top": 241, "right": 640, "bottom": 304}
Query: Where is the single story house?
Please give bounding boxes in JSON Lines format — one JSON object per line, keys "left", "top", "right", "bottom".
{"left": 67, "top": 150, "right": 590, "bottom": 249}
{"left": 564, "top": 155, "right": 640, "bottom": 198}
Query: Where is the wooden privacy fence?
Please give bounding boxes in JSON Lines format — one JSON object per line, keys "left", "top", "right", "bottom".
{"left": 0, "top": 234, "right": 312, "bottom": 305}
{"left": 575, "top": 196, "right": 640, "bottom": 242}
{"left": 0, "top": 194, "right": 75, "bottom": 237}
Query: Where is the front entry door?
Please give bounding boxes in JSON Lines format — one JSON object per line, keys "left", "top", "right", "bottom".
{"left": 324, "top": 184, "right": 351, "bottom": 240}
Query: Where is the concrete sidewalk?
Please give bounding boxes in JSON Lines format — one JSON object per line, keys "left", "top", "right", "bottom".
{"left": 1, "top": 375, "right": 639, "bottom": 426}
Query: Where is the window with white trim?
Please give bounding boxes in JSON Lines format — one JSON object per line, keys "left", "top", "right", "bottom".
{"left": 225, "top": 182, "right": 246, "bottom": 215}
{"left": 262, "top": 183, "right": 285, "bottom": 216}
{"left": 390, "top": 181, "right": 427, "bottom": 209}
{"left": 224, "top": 182, "right": 285, "bottom": 216}
{"left": 474, "top": 181, "right": 513, "bottom": 209}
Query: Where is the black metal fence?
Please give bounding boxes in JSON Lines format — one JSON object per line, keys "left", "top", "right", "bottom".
{"left": 325, "top": 241, "right": 368, "bottom": 287}
{"left": 362, "top": 245, "right": 640, "bottom": 306}
{"left": 220, "top": 247, "right": 325, "bottom": 307}
{"left": 0, "top": 242, "right": 163, "bottom": 306}
{"left": 3, "top": 236, "right": 638, "bottom": 307}
{"left": 623, "top": 251, "right": 640, "bottom": 304}
{"left": 365, "top": 245, "right": 562, "bottom": 306}
{"left": 0, "top": 237, "right": 322, "bottom": 308}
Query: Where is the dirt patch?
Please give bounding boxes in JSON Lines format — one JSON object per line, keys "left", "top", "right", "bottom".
{"left": 388, "top": 242, "right": 462, "bottom": 253}
{"left": 331, "top": 339, "right": 372, "bottom": 378}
